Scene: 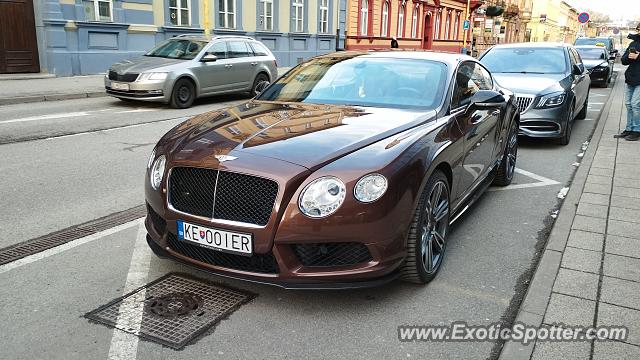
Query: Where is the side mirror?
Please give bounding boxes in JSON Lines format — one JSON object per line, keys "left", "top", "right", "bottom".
{"left": 609, "top": 54, "right": 617, "bottom": 61}
{"left": 611, "top": 49, "right": 619, "bottom": 54}
{"left": 469, "top": 90, "right": 505, "bottom": 109}
{"left": 201, "top": 54, "right": 218, "bottom": 62}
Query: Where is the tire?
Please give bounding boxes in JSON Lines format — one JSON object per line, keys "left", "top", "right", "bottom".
{"left": 558, "top": 103, "right": 574, "bottom": 145}
{"left": 249, "top": 73, "right": 270, "bottom": 98}
{"left": 493, "top": 118, "right": 518, "bottom": 186}
{"left": 576, "top": 90, "right": 588, "bottom": 120}
{"left": 401, "top": 170, "right": 450, "bottom": 284}
{"left": 169, "top": 78, "right": 195, "bottom": 109}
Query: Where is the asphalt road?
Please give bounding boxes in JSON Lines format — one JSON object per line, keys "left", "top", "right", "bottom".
{"left": 0, "top": 73, "right": 617, "bottom": 359}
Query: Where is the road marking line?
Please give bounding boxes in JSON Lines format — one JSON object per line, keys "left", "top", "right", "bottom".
{"left": 591, "top": 93, "right": 607, "bottom": 96}
{"left": 0, "top": 218, "right": 142, "bottom": 275}
{"left": 107, "top": 223, "right": 152, "bottom": 360}
{"left": 488, "top": 168, "right": 560, "bottom": 191}
{"left": 115, "top": 109, "right": 158, "bottom": 114}
{"left": 1, "top": 111, "right": 90, "bottom": 124}
{"left": 589, "top": 102, "right": 605, "bottom": 105}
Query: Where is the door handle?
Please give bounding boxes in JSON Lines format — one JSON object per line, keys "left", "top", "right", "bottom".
{"left": 225, "top": 64, "right": 233, "bottom": 68}
{"left": 491, "top": 110, "right": 501, "bottom": 116}
{"left": 251, "top": 62, "right": 258, "bottom": 66}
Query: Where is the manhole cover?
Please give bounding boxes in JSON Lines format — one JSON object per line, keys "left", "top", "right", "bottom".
{"left": 85, "top": 273, "right": 256, "bottom": 349}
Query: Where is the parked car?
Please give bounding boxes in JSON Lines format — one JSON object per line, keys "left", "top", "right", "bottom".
{"left": 144, "top": 51, "right": 520, "bottom": 288}
{"left": 574, "top": 36, "right": 618, "bottom": 57}
{"left": 104, "top": 35, "right": 278, "bottom": 108}
{"left": 480, "top": 43, "right": 591, "bottom": 145}
{"left": 575, "top": 45, "right": 615, "bottom": 87}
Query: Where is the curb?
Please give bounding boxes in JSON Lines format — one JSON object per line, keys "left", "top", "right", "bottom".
{"left": 0, "top": 91, "right": 106, "bottom": 106}
{"left": 498, "top": 78, "right": 622, "bottom": 359}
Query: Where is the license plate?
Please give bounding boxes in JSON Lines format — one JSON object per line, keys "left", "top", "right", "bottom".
{"left": 111, "top": 82, "right": 129, "bottom": 91}
{"left": 177, "top": 220, "right": 252, "bottom": 256}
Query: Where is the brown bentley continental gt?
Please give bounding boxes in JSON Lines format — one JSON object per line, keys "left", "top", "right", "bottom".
{"left": 145, "top": 51, "right": 520, "bottom": 289}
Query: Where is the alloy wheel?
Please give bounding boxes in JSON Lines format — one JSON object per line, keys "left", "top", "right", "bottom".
{"left": 421, "top": 181, "right": 449, "bottom": 274}
{"left": 506, "top": 124, "right": 518, "bottom": 179}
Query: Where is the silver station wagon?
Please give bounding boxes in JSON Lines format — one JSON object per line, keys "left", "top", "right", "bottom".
{"left": 105, "top": 35, "right": 278, "bottom": 108}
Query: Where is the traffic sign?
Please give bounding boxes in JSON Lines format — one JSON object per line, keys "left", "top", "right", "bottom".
{"left": 613, "top": 27, "right": 620, "bottom": 35}
{"left": 578, "top": 12, "right": 590, "bottom": 24}
{"left": 463, "top": 20, "right": 470, "bottom": 30}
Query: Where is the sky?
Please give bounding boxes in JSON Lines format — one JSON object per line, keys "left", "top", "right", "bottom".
{"left": 566, "top": 0, "right": 640, "bottom": 22}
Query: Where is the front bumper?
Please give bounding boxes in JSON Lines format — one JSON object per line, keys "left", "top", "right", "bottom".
{"left": 518, "top": 102, "right": 570, "bottom": 138}
{"left": 104, "top": 77, "right": 171, "bottom": 102}
{"left": 588, "top": 68, "right": 609, "bottom": 85}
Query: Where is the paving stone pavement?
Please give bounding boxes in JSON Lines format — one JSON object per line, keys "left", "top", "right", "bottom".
{"left": 499, "top": 73, "right": 640, "bottom": 359}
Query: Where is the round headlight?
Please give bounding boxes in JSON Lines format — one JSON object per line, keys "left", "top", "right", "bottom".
{"left": 150, "top": 155, "right": 166, "bottom": 190}
{"left": 298, "top": 176, "right": 346, "bottom": 218}
{"left": 147, "top": 148, "right": 156, "bottom": 169}
{"left": 354, "top": 173, "right": 388, "bottom": 203}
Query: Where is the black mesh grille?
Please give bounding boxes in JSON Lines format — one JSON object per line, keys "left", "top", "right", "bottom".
{"left": 168, "top": 167, "right": 278, "bottom": 226}
{"left": 293, "top": 243, "right": 373, "bottom": 267}
{"left": 108, "top": 71, "right": 139, "bottom": 82}
{"left": 213, "top": 172, "right": 278, "bottom": 226}
{"left": 146, "top": 202, "right": 166, "bottom": 234}
{"left": 169, "top": 167, "right": 218, "bottom": 218}
{"left": 167, "top": 233, "right": 279, "bottom": 274}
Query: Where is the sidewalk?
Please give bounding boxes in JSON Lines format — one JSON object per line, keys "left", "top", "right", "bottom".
{"left": 0, "top": 75, "right": 105, "bottom": 105}
{"left": 0, "top": 67, "right": 292, "bottom": 106}
{"left": 500, "top": 74, "right": 640, "bottom": 359}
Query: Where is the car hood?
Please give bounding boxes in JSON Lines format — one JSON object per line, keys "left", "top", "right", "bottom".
{"left": 160, "top": 101, "right": 436, "bottom": 170}
{"left": 491, "top": 73, "right": 568, "bottom": 95}
{"left": 583, "top": 59, "right": 608, "bottom": 69}
{"left": 109, "top": 56, "right": 187, "bottom": 74}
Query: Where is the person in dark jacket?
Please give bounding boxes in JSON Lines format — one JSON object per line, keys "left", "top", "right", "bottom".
{"left": 615, "top": 25, "right": 640, "bottom": 141}
{"left": 391, "top": 37, "right": 399, "bottom": 49}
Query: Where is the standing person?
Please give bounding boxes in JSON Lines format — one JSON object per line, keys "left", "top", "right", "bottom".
{"left": 391, "top": 37, "right": 399, "bottom": 49}
{"left": 615, "top": 24, "right": 640, "bottom": 141}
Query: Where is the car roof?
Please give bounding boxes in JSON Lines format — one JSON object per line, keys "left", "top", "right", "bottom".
{"left": 488, "top": 42, "right": 572, "bottom": 49}
{"left": 314, "top": 49, "right": 474, "bottom": 66}
{"left": 574, "top": 45, "right": 607, "bottom": 50}
{"left": 168, "top": 34, "right": 258, "bottom": 42}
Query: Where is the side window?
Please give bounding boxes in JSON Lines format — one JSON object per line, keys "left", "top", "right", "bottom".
{"left": 471, "top": 63, "right": 493, "bottom": 91}
{"left": 568, "top": 48, "right": 578, "bottom": 66}
{"left": 227, "top": 41, "right": 251, "bottom": 58}
{"left": 208, "top": 42, "right": 227, "bottom": 59}
{"left": 571, "top": 48, "right": 582, "bottom": 64}
{"left": 452, "top": 62, "right": 480, "bottom": 109}
{"left": 249, "top": 42, "right": 270, "bottom": 56}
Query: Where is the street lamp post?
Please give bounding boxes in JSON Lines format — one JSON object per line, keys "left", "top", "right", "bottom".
{"left": 463, "top": 0, "right": 471, "bottom": 53}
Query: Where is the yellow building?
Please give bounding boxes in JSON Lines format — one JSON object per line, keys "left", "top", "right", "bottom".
{"left": 527, "top": 0, "right": 580, "bottom": 43}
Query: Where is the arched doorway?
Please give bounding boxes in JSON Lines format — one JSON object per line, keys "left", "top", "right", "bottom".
{"left": 422, "top": 11, "right": 433, "bottom": 49}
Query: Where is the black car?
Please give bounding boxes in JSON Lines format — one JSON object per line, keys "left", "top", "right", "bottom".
{"left": 575, "top": 45, "right": 615, "bottom": 87}
{"left": 480, "top": 43, "right": 591, "bottom": 145}
{"left": 575, "top": 36, "right": 618, "bottom": 58}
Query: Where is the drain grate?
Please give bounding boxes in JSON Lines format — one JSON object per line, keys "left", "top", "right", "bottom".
{"left": 85, "top": 273, "right": 255, "bottom": 349}
{"left": 0, "top": 205, "right": 145, "bottom": 266}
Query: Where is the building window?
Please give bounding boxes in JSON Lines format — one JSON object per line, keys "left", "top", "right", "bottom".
{"left": 259, "top": 0, "right": 273, "bottom": 31}
{"left": 218, "top": 0, "right": 235, "bottom": 28}
{"left": 381, "top": 1, "right": 389, "bottom": 37}
{"left": 397, "top": 4, "right": 404, "bottom": 38}
{"left": 169, "top": 0, "right": 190, "bottom": 26}
{"left": 360, "top": 0, "right": 369, "bottom": 36}
{"left": 93, "top": 0, "right": 113, "bottom": 22}
{"left": 444, "top": 10, "right": 451, "bottom": 40}
{"left": 293, "top": 0, "right": 304, "bottom": 32}
{"left": 319, "top": 0, "right": 329, "bottom": 33}
{"left": 453, "top": 11, "right": 460, "bottom": 40}
{"left": 434, "top": 9, "right": 440, "bottom": 39}
{"left": 411, "top": 6, "right": 418, "bottom": 38}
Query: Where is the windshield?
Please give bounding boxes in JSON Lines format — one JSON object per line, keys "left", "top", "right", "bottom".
{"left": 480, "top": 47, "right": 567, "bottom": 74}
{"left": 256, "top": 56, "right": 448, "bottom": 110}
{"left": 576, "top": 47, "right": 606, "bottom": 60}
{"left": 145, "top": 39, "right": 207, "bottom": 60}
